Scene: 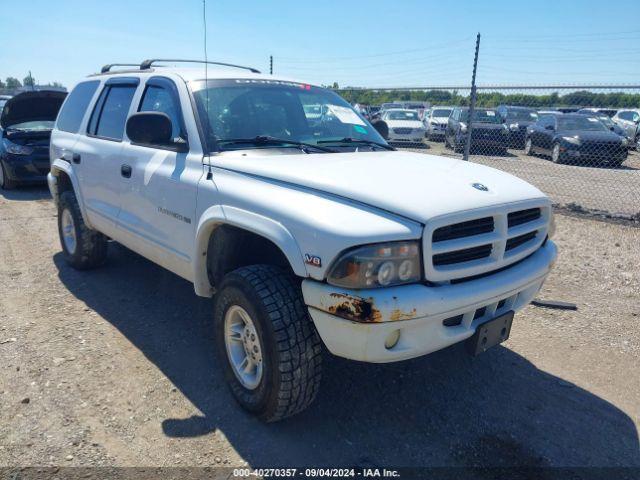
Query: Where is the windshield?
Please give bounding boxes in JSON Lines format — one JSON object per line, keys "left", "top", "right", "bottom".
{"left": 557, "top": 116, "right": 608, "bottom": 132}
{"left": 506, "top": 110, "right": 538, "bottom": 121}
{"left": 387, "top": 110, "right": 419, "bottom": 121}
{"left": 431, "top": 109, "right": 451, "bottom": 118}
{"left": 191, "top": 79, "right": 386, "bottom": 152}
{"left": 594, "top": 116, "right": 614, "bottom": 128}
{"left": 7, "top": 120, "right": 55, "bottom": 131}
{"left": 460, "top": 110, "right": 501, "bottom": 123}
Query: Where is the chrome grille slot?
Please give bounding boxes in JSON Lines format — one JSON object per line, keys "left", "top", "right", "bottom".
{"left": 393, "top": 127, "right": 413, "bottom": 134}
{"left": 506, "top": 231, "right": 538, "bottom": 251}
{"left": 433, "top": 244, "right": 493, "bottom": 266}
{"left": 508, "top": 208, "right": 541, "bottom": 227}
{"left": 423, "top": 202, "right": 550, "bottom": 282}
{"left": 433, "top": 217, "right": 494, "bottom": 242}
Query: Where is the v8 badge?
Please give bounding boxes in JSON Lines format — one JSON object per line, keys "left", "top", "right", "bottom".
{"left": 304, "top": 253, "right": 322, "bottom": 267}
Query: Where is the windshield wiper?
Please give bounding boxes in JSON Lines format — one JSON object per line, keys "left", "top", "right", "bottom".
{"left": 216, "top": 136, "right": 334, "bottom": 153}
{"left": 316, "top": 137, "right": 395, "bottom": 151}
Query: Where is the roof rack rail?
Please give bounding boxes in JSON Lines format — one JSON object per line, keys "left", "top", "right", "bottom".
{"left": 101, "top": 63, "right": 140, "bottom": 73}
{"left": 139, "top": 59, "right": 261, "bottom": 74}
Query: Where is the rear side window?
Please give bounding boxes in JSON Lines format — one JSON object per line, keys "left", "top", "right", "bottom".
{"left": 87, "top": 84, "right": 137, "bottom": 141}
{"left": 55, "top": 81, "right": 100, "bottom": 133}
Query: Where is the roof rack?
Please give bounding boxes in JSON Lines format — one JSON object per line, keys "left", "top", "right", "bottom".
{"left": 139, "top": 59, "right": 261, "bottom": 74}
{"left": 101, "top": 63, "right": 140, "bottom": 73}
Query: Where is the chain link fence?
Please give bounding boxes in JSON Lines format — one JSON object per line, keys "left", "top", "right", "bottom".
{"left": 341, "top": 86, "right": 640, "bottom": 219}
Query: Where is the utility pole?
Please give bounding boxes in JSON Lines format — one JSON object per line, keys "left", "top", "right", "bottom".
{"left": 29, "top": 70, "right": 35, "bottom": 90}
{"left": 269, "top": 55, "right": 273, "bottom": 75}
{"left": 463, "top": 33, "right": 481, "bottom": 162}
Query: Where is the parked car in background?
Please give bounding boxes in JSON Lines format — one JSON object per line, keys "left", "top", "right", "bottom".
{"left": 580, "top": 113, "right": 626, "bottom": 138}
{"left": 380, "top": 102, "right": 403, "bottom": 113}
{"left": 524, "top": 113, "right": 628, "bottom": 167}
{"left": 445, "top": 107, "right": 509, "bottom": 154}
{"left": 0, "top": 90, "right": 67, "bottom": 189}
{"left": 612, "top": 109, "right": 640, "bottom": 144}
{"left": 496, "top": 105, "right": 538, "bottom": 148}
{"left": 0, "top": 95, "right": 12, "bottom": 112}
{"left": 577, "top": 107, "right": 617, "bottom": 118}
{"left": 382, "top": 109, "right": 426, "bottom": 144}
{"left": 423, "top": 106, "right": 452, "bottom": 141}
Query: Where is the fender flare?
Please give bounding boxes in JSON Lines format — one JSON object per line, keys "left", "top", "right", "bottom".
{"left": 49, "top": 159, "right": 92, "bottom": 228}
{"left": 193, "top": 205, "right": 308, "bottom": 297}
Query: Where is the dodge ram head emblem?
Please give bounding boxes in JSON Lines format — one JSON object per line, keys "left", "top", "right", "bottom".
{"left": 472, "top": 183, "right": 489, "bottom": 192}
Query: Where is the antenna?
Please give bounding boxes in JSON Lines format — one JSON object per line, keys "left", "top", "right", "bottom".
{"left": 203, "top": 0, "right": 212, "bottom": 178}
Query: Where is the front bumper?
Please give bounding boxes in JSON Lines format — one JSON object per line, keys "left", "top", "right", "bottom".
{"left": 302, "top": 240, "right": 557, "bottom": 363}
{"left": 388, "top": 131, "right": 425, "bottom": 143}
{"left": 1, "top": 152, "right": 50, "bottom": 184}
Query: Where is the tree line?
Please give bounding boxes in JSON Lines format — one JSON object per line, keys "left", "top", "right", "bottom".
{"left": 0, "top": 76, "right": 64, "bottom": 89}
{"left": 336, "top": 89, "right": 640, "bottom": 109}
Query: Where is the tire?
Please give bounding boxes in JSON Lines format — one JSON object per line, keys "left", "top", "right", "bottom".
{"left": 58, "top": 191, "right": 108, "bottom": 269}
{"left": 214, "top": 264, "right": 322, "bottom": 422}
{"left": 551, "top": 143, "right": 565, "bottom": 164}
{"left": 524, "top": 138, "right": 533, "bottom": 156}
{"left": 0, "top": 161, "right": 17, "bottom": 190}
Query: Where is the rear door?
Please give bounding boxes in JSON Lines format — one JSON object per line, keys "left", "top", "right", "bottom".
{"left": 73, "top": 78, "right": 139, "bottom": 236}
{"left": 116, "top": 76, "right": 202, "bottom": 277}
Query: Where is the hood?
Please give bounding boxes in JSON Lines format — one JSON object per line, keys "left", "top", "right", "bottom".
{"left": 386, "top": 119, "right": 424, "bottom": 129}
{"left": 1, "top": 90, "right": 67, "bottom": 129}
{"left": 430, "top": 117, "right": 450, "bottom": 124}
{"left": 560, "top": 130, "right": 624, "bottom": 142}
{"left": 211, "top": 151, "right": 547, "bottom": 223}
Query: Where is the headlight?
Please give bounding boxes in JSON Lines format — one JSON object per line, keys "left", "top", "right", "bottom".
{"left": 562, "top": 136, "right": 581, "bottom": 145}
{"left": 327, "top": 241, "right": 422, "bottom": 289}
{"left": 621, "top": 138, "right": 628, "bottom": 147}
{"left": 3, "top": 139, "right": 33, "bottom": 155}
{"left": 501, "top": 126, "right": 509, "bottom": 134}
{"left": 509, "top": 123, "right": 519, "bottom": 131}
{"left": 460, "top": 123, "right": 467, "bottom": 133}
{"left": 548, "top": 210, "right": 556, "bottom": 239}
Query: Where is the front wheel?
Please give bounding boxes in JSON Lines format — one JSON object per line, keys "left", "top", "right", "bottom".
{"left": 0, "top": 161, "right": 16, "bottom": 190}
{"left": 524, "top": 138, "right": 533, "bottom": 156}
{"left": 58, "top": 191, "right": 108, "bottom": 269}
{"left": 551, "top": 143, "right": 565, "bottom": 164}
{"left": 214, "top": 265, "right": 322, "bottom": 422}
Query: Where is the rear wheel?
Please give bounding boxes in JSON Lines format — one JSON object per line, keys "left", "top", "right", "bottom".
{"left": 0, "top": 161, "right": 16, "bottom": 190}
{"left": 214, "top": 265, "right": 322, "bottom": 422}
{"left": 58, "top": 191, "right": 108, "bottom": 269}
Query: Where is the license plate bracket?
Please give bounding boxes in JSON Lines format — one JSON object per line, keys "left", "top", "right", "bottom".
{"left": 466, "top": 311, "right": 514, "bottom": 356}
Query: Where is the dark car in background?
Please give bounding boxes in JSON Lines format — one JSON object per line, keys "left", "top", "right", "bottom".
{"left": 496, "top": 105, "right": 538, "bottom": 148}
{"left": 445, "top": 107, "right": 509, "bottom": 154}
{"left": 0, "top": 90, "right": 67, "bottom": 189}
{"left": 577, "top": 107, "right": 617, "bottom": 118}
{"left": 524, "top": 113, "right": 628, "bottom": 167}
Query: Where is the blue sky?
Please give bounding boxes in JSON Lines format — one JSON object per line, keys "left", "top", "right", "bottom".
{"left": 1, "top": 0, "right": 639, "bottom": 89}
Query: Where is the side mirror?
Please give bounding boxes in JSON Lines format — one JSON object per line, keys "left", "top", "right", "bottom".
{"left": 126, "top": 112, "right": 187, "bottom": 151}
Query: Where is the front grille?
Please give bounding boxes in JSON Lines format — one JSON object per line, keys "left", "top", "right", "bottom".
{"left": 506, "top": 231, "right": 538, "bottom": 251}
{"left": 508, "top": 208, "right": 541, "bottom": 227}
{"left": 433, "top": 244, "right": 493, "bottom": 266}
{"left": 423, "top": 203, "right": 550, "bottom": 282}
{"left": 393, "top": 127, "right": 413, "bottom": 134}
{"left": 433, "top": 217, "right": 494, "bottom": 242}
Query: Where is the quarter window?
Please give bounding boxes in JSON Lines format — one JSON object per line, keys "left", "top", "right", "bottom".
{"left": 87, "top": 84, "right": 137, "bottom": 141}
{"left": 56, "top": 81, "right": 100, "bottom": 133}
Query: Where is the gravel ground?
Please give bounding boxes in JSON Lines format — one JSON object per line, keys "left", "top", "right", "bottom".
{"left": 400, "top": 141, "right": 640, "bottom": 218}
{"left": 0, "top": 187, "right": 639, "bottom": 469}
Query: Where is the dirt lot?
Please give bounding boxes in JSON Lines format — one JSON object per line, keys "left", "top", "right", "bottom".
{"left": 1, "top": 186, "right": 639, "bottom": 469}
{"left": 401, "top": 141, "right": 640, "bottom": 218}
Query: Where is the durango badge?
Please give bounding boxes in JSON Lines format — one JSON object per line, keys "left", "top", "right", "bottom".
{"left": 304, "top": 254, "right": 322, "bottom": 267}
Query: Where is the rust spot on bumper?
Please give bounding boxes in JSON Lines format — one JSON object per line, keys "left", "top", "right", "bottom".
{"left": 327, "top": 293, "right": 382, "bottom": 323}
{"left": 389, "top": 308, "right": 418, "bottom": 322}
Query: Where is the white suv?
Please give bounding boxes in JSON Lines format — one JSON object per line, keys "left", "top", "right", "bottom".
{"left": 48, "top": 60, "right": 557, "bottom": 421}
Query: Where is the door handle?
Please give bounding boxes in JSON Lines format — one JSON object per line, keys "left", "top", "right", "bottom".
{"left": 121, "top": 164, "right": 132, "bottom": 178}
{"left": 72, "top": 153, "right": 81, "bottom": 164}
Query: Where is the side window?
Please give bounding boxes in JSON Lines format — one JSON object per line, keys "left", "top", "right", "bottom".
{"left": 87, "top": 84, "right": 137, "bottom": 141}
{"left": 138, "top": 83, "right": 184, "bottom": 139}
{"left": 56, "top": 81, "right": 100, "bottom": 133}
{"left": 618, "top": 111, "right": 632, "bottom": 121}
{"left": 633, "top": 112, "right": 640, "bottom": 122}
